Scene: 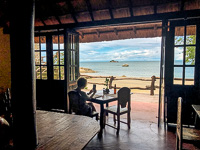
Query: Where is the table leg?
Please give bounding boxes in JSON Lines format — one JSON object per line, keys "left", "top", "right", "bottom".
{"left": 100, "top": 103, "right": 105, "bottom": 130}
{"left": 106, "top": 102, "right": 108, "bottom": 116}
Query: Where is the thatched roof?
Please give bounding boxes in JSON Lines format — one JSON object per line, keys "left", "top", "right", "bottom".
{"left": 1, "top": 0, "right": 200, "bottom": 42}
{"left": 77, "top": 22, "right": 162, "bottom": 42}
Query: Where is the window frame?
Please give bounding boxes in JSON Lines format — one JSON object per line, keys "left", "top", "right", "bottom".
{"left": 173, "top": 24, "right": 196, "bottom": 86}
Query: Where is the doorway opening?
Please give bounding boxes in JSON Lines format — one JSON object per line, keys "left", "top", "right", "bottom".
{"left": 79, "top": 37, "right": 162, "bottom": 123}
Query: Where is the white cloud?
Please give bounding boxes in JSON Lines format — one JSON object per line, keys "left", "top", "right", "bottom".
{"left": 80, "top": 37, "right": 161, "bottom": 61}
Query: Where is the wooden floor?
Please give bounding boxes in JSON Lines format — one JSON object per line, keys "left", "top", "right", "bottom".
{"left": 36, "top": 110, "right": 100, "bottom": 150}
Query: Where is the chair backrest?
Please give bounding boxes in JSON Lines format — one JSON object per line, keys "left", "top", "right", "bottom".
{"left": 176, "top": 97, "right": 183, "bottom": 150}
{"left": 118, "top": 87, "right": 130, "bottom": 108}
{"left": 68, "top": 90, "right": 81, "bottom": 114}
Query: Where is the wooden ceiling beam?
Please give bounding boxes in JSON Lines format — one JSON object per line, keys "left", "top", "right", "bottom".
{"left": 55, "top": 16, "right": 62, "bottom": 24}
{"left": 114, "top": 28, "right": 118, "bottom": 35}
{"left": 128, "top": 0, "right": 133, "bottom": 17}
{"left": 79, "top": 32, "right": 84, "bottom": 38}
{"left": 79, "top": 26, "right": 162, "bottom": 36}
{"left": 133, "top": 26, "right": 136, "bottom": 34}
{"left": 152, "top": 0, "right": 158, "bottom": 14}
{"left": 66, "top": 0, "right": 78, "bottom": 24}
{"left": 85, "top": 0, "right": 94, "bottom": 21}
{"left": 107, "top": 0, "right": 114, "bottom": 19}
{"left": 35, "top": 9, "right": 200, "bottom": 31}
{"left": 96, "top": 29, "right": 100, "bottom": 37}
{"left": 41, "top": 18, "right": 46, "bottom": 26}
{"left": 180, "top": 0, "right": 185, "bottom": 11}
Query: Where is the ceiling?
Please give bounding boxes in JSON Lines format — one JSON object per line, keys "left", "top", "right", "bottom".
{"left": 1, "top": 0, "right": 200, "bottom": 42}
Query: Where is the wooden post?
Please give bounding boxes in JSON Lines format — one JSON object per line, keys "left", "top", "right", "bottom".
{"left": 10, "top": 1, "right": 37, "bottom": 149}
{"left": 109, "top": 76, "right": 115, "bottom": 89}
{"left": 150, "top": 76, "right": 156, "bottom": 95}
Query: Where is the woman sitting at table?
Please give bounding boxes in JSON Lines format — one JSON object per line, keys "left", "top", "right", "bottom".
{"left": 75, "top": 77, "right": 96, "bottom": 117}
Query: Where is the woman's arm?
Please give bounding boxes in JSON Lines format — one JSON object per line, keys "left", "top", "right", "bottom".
{"left": 87, "top": 89, "right": 96, "bottom": 99}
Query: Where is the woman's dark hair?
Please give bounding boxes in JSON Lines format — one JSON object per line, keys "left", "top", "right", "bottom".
{"left": 77, "top": 77, "right": 87, "bottom": 88}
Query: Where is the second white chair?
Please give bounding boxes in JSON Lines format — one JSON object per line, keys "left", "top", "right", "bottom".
{"left": 104, "top": 87, "right": 131, "bottom": 134}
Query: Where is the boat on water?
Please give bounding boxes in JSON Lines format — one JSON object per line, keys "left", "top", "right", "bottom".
{"left": 122, "top": 64, "right": 129, "bottom": 67}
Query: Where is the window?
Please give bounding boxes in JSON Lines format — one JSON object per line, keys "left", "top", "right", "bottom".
{"left": 68, "top": 33, "right": 79, "bottom": 81}
{"left": 34, "top": 36, "right": 47, "bottom": 79}
{"left": 173, "top": 25, "right": 196, "bottom": 85}
{"left": 53, "top": 35, "right": 65, "bottom": 80}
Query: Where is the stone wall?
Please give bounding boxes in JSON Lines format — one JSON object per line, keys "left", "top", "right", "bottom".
{"left": 0, "top": 28, "right": 11, "bottom": 92}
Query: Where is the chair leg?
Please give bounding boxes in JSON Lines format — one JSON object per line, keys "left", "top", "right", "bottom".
{"left": 96, "top": 114, "right": 98, "bottom": 121}
{"left": 127, "top": 111, "right": 131, "bottom": 129}
{"left": 117, "top": 114, "right": 120, "bottom": 135}
{"left": 113, "top": 114, "right": 116, "bottom": 124}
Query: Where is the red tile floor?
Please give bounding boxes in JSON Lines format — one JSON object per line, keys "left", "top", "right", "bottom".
{"left": 84, "top": 93, "right": 200, "bottom": 150}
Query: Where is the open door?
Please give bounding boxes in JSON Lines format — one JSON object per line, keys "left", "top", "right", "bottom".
{"left": 66, "top": 31, "right": 79, "bottom": 91}
{"left": 165, "top": 18, "right": 200, "bottom": 125}
{"left": 66, "top": 31, "right": 80, "bottom": 112}
{"left": 34, "top": 29, "right": 79, "bottom": 112}
{"left": 158, "top": 20, "right": 167, "bottom": 127}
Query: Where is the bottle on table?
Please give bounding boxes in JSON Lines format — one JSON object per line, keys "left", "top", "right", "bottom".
{"left": 114, "top": 84, "right": 116, "bottom": 94}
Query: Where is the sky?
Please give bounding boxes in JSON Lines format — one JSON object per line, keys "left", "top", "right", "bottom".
{"left": 79, "top": 37, "right": 162, "bottom": 62}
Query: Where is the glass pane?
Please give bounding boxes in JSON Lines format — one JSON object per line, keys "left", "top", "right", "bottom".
{"left": 59, "top": 35, "right": 64, "bottom": 50}
{"left": 36, "top": 66, "right": 41, "bottom": 79}
{"left": 52, "top": 35, "right": 58, "bottom": 50}
{"left": 60, "top": 51, "right": 64, "bottom": 65}
{"left": 185, "top": 67, "right": 194, "bottom": 85}
{"left": 41, "top": 66, "right": 47, "bottom": 80}
{"left": 68, "top": 34, "right": 72, "bottom": 49}
{"left": 70, "top": 51, "right": 73, "bottom": 65}
{"left": 54, "top": 66, "right": 59, "bottom": 80}
{"left": 35, "top": 52, "right": 40, "bottom": 65}
{"left": 75, "top": 67, "right": 79, "bottom": 80}
{"left": 174, "top": 67, "right": 183, "bottom": 85}
{"left": 53, "top": 51, "right": 59, "bottom": 65}
{"left": 174, "top": 47, "right": 183, "bottom": 65}
{"left": 185, "top": 46, "right": 195, "bottom": 65}
{"left": 73, "top": 51, "right": 75, "bottom": 65}
{"left": 73, "top": 67, "right": 75, "bottom": 81}
{"left": 34, "top": 43, "right": 40, "bottom": 50}
{"left": 41, "top": 44, "right": 46, "bottom": 50}
{"left": 34, "top": 37, "right": 39, "bottom": 50}
{"left": 73, "top": 35, "right": 77, "bottom": 50}
{"left": 72, "top": 35, "right": 75, "bottom": 50}
{"left": 174, "top": 26, "right": 184, "bottom": 45}
{"left": 75, "top": 51, "right": 78, "bottom": 65}
{"left": 41, "top": 52, "right": 47, "bottom": 65}
{"left": 40, "top": 36, "right": 46, "bottom": 50}
{"left": 186, "top": 25, "right": 196, "bottom": 45}
{"left": 70, "top": 67, "right": 74, "bottom": 81}
{"left": 60, "top": 66, "right": 64, "bottom": 80}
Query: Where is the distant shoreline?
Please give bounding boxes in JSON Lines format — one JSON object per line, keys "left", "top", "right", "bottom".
{"left": 80, "top": 67, "right": 97, "bottom": 73}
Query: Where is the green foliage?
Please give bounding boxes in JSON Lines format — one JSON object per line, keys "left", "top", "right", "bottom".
{"left": 186, "top": 46, "right": 195, "bottom": 65}
{"left": 104, "top": 78, "right": 109, "bottom": 89}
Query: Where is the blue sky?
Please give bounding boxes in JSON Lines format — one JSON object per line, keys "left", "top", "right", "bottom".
{"left": 79, "top": 37, "right": 162, "bottom": 62}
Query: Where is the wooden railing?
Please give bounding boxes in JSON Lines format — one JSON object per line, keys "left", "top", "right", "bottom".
{"left": 81, "top": 74, "right": 194, "bottom": 95}
{"left": 80, "top": 75, "right": 159, "bottom": 95}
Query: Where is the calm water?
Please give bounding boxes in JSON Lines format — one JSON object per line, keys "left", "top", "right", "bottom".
{"left": 80, "top": 61, "right": 160, "bottom": 78}
{"left": 80, "top": 61, "right": 194, "bottom": 78}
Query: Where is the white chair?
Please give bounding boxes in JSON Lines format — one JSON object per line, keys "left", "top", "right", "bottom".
{"left": 176, "top": 97, "right": 200, "bottom": 150}
{"left": 104, "top": 87, "right": 131, "bottom": 134}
